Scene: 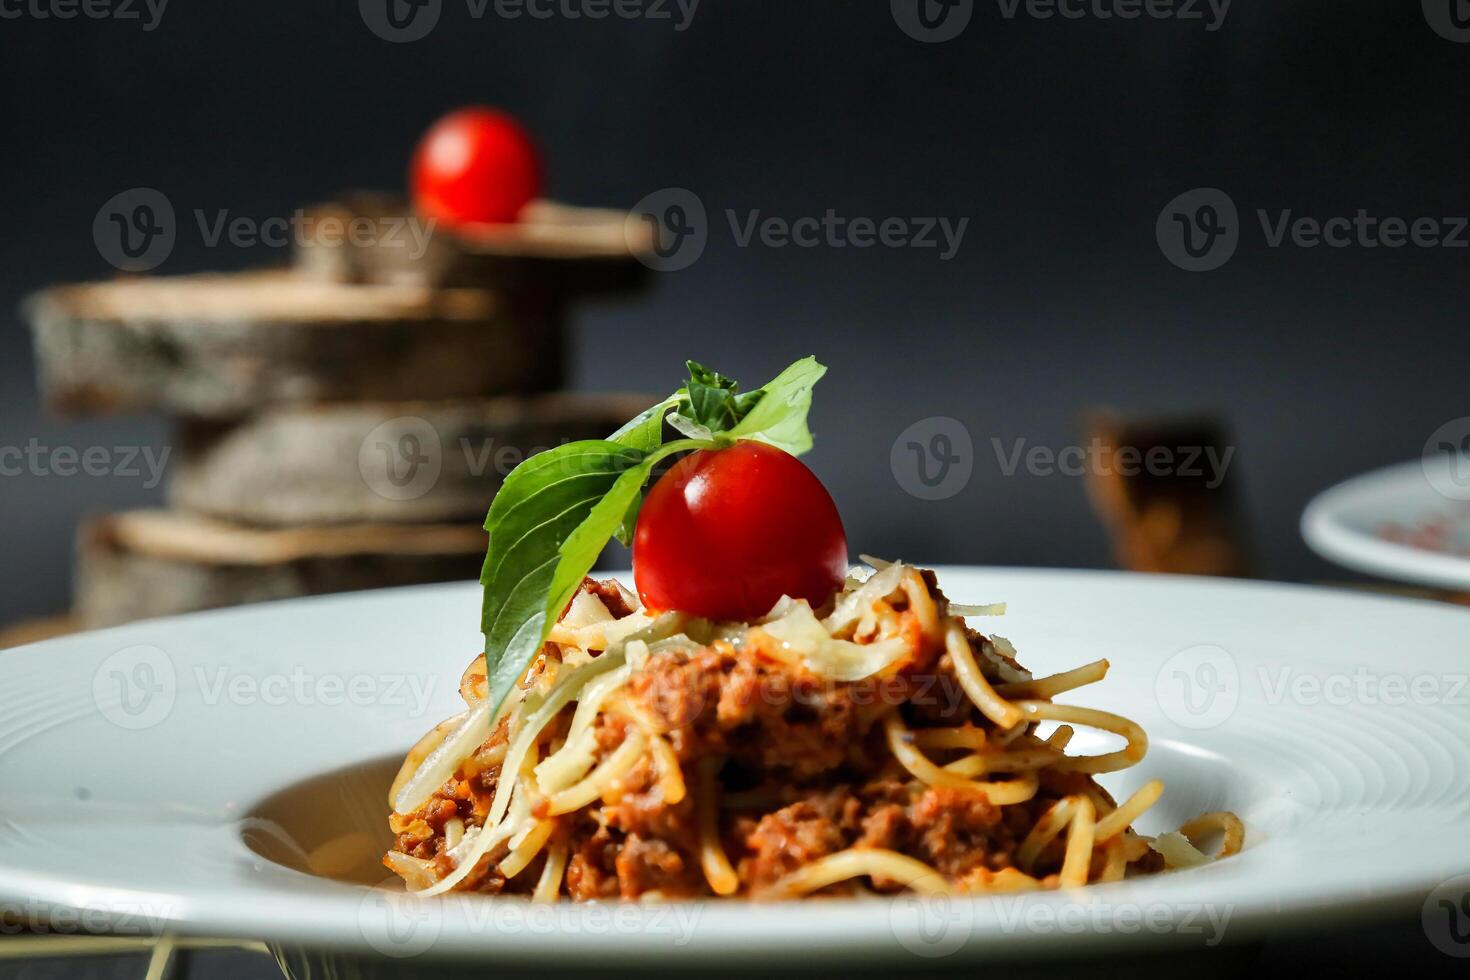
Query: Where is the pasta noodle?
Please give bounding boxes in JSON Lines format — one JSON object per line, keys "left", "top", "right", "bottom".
{"left": 533, "top": 843, "right": 569, "bottom": 902}
{"left": 1012, "top": 701, "right": 1148, "bottom": 774}
{"left": 770, "top": 849, "right": 952, "bottom": 897}
{"left": 545, "top": 729, "right": 646, "bottom": 815}
{"left": 945, "top": 624, "right": 1023, "bottom": 729}
{"left": 498, "top": 819, "right": 554, "bottom": 879}
{"left": 697, "top": 758, "right": 740, "bottom": 896}
{"left": 995, "top": 659, "right": 1109, "bottom": 700}
{"left": 1059, "top": 796, "right": 1096, "bottom": 888}
{"left": 384, "top": 561, "right": 1242, "bottom": 900}
{"left": 884, "top": 714, "right": 1041, "bottom": 806}
{"left": 1093, "top": 780, "right": 1163, "bottom": 843}
{"left": 649, "top": 733, "right": 687, "bottom": 805}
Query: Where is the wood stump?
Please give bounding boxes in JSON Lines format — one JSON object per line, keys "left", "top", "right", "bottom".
{"left": 169, "top": 393, "right": 652, "bottom": 526}
{"left": 77, "top": 510, "right": 487, "bottom": 627}
{"left": 295, "top": 195, "right": 653, "bottom": 295}
{"left": 27, "top": 271, "right": 563, "bottom": 417}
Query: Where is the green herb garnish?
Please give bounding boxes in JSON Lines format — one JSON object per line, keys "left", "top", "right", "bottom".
{"left": 477, "top": 356, "right": 827, "bottom": 718}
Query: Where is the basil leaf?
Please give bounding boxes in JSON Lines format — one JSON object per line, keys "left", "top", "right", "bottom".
{"left": 547, "top": 438, "right": 701, "bottom": 628}
{"left": 607, "top": 394, "right": 681, "bottom": 545}
{"left": 613, "top": 491, "right": 642, "bottom": 548}
{"left": 726, "top": 356, "right": 827, "bottom": 455}
{"left": 476, "top": 357, "right": 827, "bottom": 720}
{"left": 608, "top": 394, "right": 679, "bottom": 453}
{"left": 683, "top": 360, "right": 764, "bottom": 434}
{"left": 685, "top": 360, "right": 734, "bottom": 391}
{"left": 479, "top": 440, "right": 646, "bottom": 715}
{"left": 665, "top": 412, "right": 714, "bottom": 442}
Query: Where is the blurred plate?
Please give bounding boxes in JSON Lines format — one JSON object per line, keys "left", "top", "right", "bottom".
{"left": 1, "top": 570, "right": 1469, "bottom": 970}
{"left": 1302, "top": 457, "right": 1470, "bottom": 590}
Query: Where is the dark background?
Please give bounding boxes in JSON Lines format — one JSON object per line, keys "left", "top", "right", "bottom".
{"left": 2, "top": 1, "right": 1468, "bottom": 628}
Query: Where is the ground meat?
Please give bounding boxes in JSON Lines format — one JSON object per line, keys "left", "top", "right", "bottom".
{"left": 736, "top": 791, "right": 858, "bottom": 889}
{"left": 385, "top": 572, "right": 1153, "bottom": 899}
{"left": 564, "top": 820, "right": 621, "bottom": 901}
{"left": 906, "top": 786, "right": 1004, "bottom": 875}
{"left": 600, "top": 756, "right": 696, "bottom": 841}
{"left": 425, "top": 797, "right": 459, "bottom": 831}
{"left": 614, "top": 835, "right": 695, "bottom": 898}
{"left": 732, "top": 781, "right": 1018, "bottom": 893}
{"left": 625, "top": 626, "right": 952, "bottom": 782}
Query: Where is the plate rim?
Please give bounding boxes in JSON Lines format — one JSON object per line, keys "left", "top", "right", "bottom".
{"left": 1302, "top": 458, "right": 1470, "bottom": 590}
{"left": 4, "top": 566, "right": 1469, "bottom": 964}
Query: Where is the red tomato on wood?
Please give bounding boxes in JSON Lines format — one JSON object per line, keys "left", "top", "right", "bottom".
{"left": 411, "top": 107, "right": 541, "bottom": 227}
{"left": 633, "top": 442, "right": 849, "bottom": 621}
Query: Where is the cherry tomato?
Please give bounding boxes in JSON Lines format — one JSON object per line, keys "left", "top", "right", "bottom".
{"left": 633, "top": 442, "right": 848, "bottom": 620}
{"left": 411, "top": 107, "right": 541, "bottom": 227}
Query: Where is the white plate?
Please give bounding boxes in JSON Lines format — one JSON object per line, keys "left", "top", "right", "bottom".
{"left": 1303, "top": 457, "right": 1470, "bottom": 590}
{"left": 2, "top": 569, "right": 1469, "bottom": 968}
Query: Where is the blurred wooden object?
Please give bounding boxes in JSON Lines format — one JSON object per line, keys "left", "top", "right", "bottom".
{"left": 1083, "top": 411, "right": 1253, "bottom": 577}
{"left": 76, "top": 510, "right": 486, "bottom": 627}
{"left": 169, "top": 392, "right": 652, "bottom": 526}
{"left": 295, "top": 195, "right": 653, "bottom": 296}
{"left": 1320, "top": 581, "right": 1470, "bottom": 606}
{"left": 21, "top": 191, "right": 655, "bottom": 628}
{"left": 0, "top": 614, "right": 80, "bottom": 649}
{"left": 26, "top": 271, "right": 561, "bottom": 418}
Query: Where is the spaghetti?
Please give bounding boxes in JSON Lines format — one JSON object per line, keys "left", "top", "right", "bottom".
{"left": 385, "top": 563, "right": 1243, "bottom": 899}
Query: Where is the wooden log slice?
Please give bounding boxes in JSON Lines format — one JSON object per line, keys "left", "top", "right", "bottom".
{"left": 295, "top": 194, "right": 653, "bottom": 295}
{"left": 76, "top": 510, "right": 487, "bottom": 628}
{"left": 0, "top": 614, "right": 81, "bottom": 650}
{"left": 169, "top": 393, "right": 654, "bottom": 526}
{"left": 26, "top": 270, "right": 564, "bottom": 418}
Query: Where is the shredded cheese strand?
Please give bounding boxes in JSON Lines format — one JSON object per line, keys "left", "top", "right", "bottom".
{"left": 534, "top": 663, "right": 632, "bottom": 792}
{"left": 1150, "top": 831, "right": 1210, "bottom": 868}
{"left": 546, "top": 729, "right": 647, "bottom": 816}
{"left": 1177, "top": 811, "right": 1245, "bottom": 858}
